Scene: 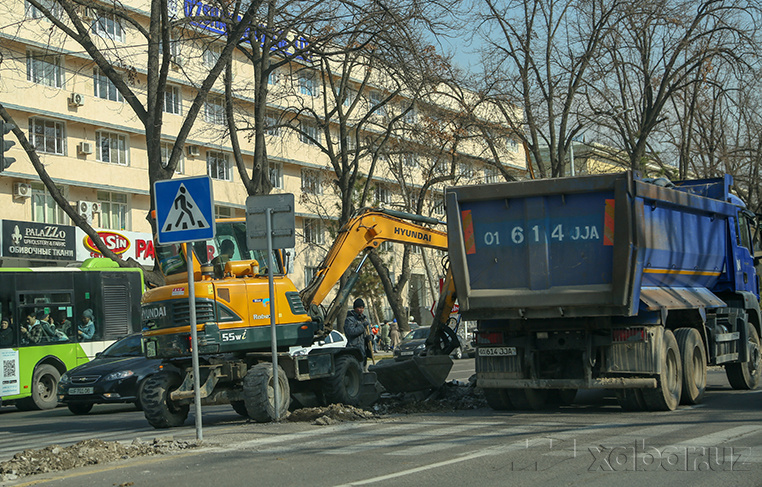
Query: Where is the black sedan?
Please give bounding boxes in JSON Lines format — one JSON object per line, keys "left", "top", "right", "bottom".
{"left": 393, "top": 327, "right": 473, "bottom": 361}
{"left": 58, "top": 333, "right": 162, "bottom": 414}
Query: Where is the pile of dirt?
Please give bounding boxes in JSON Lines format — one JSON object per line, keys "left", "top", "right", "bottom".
{"left": 0, "top": 438, "right": 199, "bottom": 482}
{"left": 372, "top": 375, "right": 487, "bottom": 415}
{"left": 287, "top": 403, "right": 377, "bottom": 425}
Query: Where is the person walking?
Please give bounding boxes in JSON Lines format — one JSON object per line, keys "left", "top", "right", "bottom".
{"left": 344, "top": 298, "right": 370, "bottom": 369}
{"left": 380, "top": 320, "right": 390, "bottom": 351}
{"left": 389, "top": 319, "right": 400, "bottom": 349}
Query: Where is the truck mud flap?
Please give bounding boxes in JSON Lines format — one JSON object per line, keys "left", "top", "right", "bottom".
{"left": 370, "top": 355, "right": 453, "bottom": 393}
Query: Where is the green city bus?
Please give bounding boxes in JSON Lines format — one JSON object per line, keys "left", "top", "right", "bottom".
{"left": 0, "top": 258, "right": 144, "bottom": 410}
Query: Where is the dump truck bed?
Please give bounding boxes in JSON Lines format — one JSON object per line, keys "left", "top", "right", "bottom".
{"left": 445, "top": 172, "right": 737, "bottom": 320}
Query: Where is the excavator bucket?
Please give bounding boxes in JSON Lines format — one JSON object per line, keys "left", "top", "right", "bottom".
{"left": 370, "top": 355, "right": 454, "bottom": 393}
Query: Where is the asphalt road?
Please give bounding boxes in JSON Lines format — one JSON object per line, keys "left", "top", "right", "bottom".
{"left": 2, "top": 363, "right": 761, "bottom": 487}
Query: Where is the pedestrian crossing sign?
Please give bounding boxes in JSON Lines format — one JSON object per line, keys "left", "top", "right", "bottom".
{"left": 154, "top": 176, "right": 215, "bottom": 245}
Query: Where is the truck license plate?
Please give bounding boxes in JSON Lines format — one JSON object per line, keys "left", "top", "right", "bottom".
{"left": 478, "top": 347, "right": 517, "bottom": 357}
{"left": 68, "top": 387, "right": 94, "bottom": 395}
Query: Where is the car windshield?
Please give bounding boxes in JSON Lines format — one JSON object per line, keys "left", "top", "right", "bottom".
{"left": 102, "top": 335, "right": 142, "bottom": 357}
{"left": 403, "top": 328, "right": 429, "bottom": 341}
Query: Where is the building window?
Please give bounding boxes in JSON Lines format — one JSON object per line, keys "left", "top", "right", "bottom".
{"left": 97, "top": 191, "right": 128, "bottom": 230}
{"left": 458, "top": 163, "right": 474, "bottom": 179}
{"left": 31, "top": 183, "right": 68, "bottom": 224}
{"left": 343, "top": 88, "right": 356, "bottom": 107}
{"left": 379, "top": 241, "right": 393, "bottom": 252}
{"left": 301, "top": 169, "right": 321, "bottom": 194}
{"left": 432, "top": 196, "right": 445, "bottom": 215}
{"left": 26, "top": 51, "right": 63, "bottom": 88}
{"left": 265, "top": 114, "right": 280, "bottom": 136}
{"left": 160, "top": 142, "right": 183, "bottom": 174}
{"left": 93, "top": 11, "right": 125, "bottom": 42}
{"left": 96, "top": 131, "right": 128, "bottom": 165}
{"left": 203, "top": 44, "right": 222, "bottom": 69}
{"left": 403, "top": 153, "right": 418, "bottom": 168}
{"left": 205, "top": 96, "right": 225, "bottom": 125}
{"left": 207, "top": 150, "right": 231, "bottom": 181}
{"left": 300, "top": 122, "right": 320, "bottom": 145}
{"left": 28, "top": 118, "right": 65, "bottom": 155}
{"left": 369, "top": 91, "right": 386, "bottom": 115}
{"left": 403, "top": 105, "right": 417, "bottom": 124}
{"left": 269, "top": 162, "right": 283, "bottom": 189}
{"left": 303, "top": 218, "right": 324, "bottom": 245}
{"left": 375, "top": 185, "right": 391, "bottom": 205}
{"left": 267, "top": 69, "right": 279, "bottom": 85}
{"left": 506, "top": 138, "right": 519, "bottom": 152}
{"left": 25, "top": 0, "right": 61, "bottom": 20}
{"left": 93, "top": 68, "right": 123, "bottom": 102}
{"left": 298, "top": 74, "right": 318, "bottom": 97}
{"left": 215, "top": 206, "right": 233, "bottom": 219}
{"left": 305, "top": 266, "right": 318, "bottom": 285}
{"left": 163, "top": 85, "right": 182, "bottom": 115}
{"left": 484, "top": 166, "right": 500, "bottom": 184}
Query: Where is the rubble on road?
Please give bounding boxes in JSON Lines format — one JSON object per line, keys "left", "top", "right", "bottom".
{"left": 0, "top": 438, "right": 199, "bottom": 482}
{"left": 287, "top": 403, "right": 377, "bottom": 425}
{"left": 373, "top": 374, "right": 487, "bottom": 415}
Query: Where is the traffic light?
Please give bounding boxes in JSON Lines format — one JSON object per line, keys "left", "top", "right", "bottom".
{"left": 1, "top": 120, "right": 16, "bottom": 171}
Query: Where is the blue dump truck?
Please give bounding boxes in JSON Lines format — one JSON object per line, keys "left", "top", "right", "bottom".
{"left": 445, "top": 170, "right": 761, "bottom": 411}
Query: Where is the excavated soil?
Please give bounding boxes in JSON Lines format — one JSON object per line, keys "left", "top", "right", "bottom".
{"left": 0, "top": 438, "right": 199, "bottom": 482}
{"left": 1, "top": 378, "right": 485, "bottom": 482}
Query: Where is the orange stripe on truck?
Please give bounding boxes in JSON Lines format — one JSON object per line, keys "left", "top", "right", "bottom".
{"left": 462, "top": 210, "right": 476, "bottom": 255}
{"left": 603, "top": 199, "right": 615, "bottom": 246}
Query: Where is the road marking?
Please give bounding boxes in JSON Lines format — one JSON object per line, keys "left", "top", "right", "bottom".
{"left": 671, "top": 425, "right": 762, "bottom": 448}
{"left": 544, "top": 423, "right": 685, "bottom": 457}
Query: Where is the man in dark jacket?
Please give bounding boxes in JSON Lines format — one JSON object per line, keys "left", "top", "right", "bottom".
{"left": 344, "top": 298, "right": 370, "bottom": 368}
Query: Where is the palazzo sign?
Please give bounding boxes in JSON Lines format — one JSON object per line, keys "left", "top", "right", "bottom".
{"left": 2, "top": 220, "right": 76, "bottom": 261}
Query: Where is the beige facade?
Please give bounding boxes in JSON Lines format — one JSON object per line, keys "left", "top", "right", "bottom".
{"left": 0, "top": 0, "right": 525, "bottom": 318}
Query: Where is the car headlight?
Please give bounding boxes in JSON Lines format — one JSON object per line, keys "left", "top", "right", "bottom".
{"left": 59, "top": 372, "right": 70, "bottom": 384}
{"left": 415, "top": 343, "right": 425, "bottom": 350}
{"left": 103, "top": 370, "right": 135, "bottom": 381}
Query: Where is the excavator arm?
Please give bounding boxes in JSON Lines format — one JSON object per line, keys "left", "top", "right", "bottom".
{"left": 299, "top": 208, "right": 447, "bottom": 326}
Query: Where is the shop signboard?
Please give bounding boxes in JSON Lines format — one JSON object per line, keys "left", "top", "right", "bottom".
{"left": 1, "top": 220, "right": 76, "bottom": 261}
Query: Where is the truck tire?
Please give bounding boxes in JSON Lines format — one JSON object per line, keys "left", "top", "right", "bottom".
{"left": 548, "top": 389, "right": 577, "bottom": 406}
{"left": 231, "top": 400, "right": 248, "bottom": 417}
{"left": 642, "top": 329, "right": 682, "bottom": 411}
{"left": 725, "top": 323, "right": 761, "bottom": 390}
{"left": 141, "top": 372, "right": 189, "bottom": 428}
{"left": 322, "top": 355, "right": 363, "bottom": 406}
{"left": 28, "top": 364, "right": 60, "bottom": 410}
{"left": 243, "top": 363, "right": 290, "bottom": 422}
{"left": 675, "top": 327, "right": 706, "bottom": 404}
{"left": 67, "top": 403, "right": 94, "bottom": 415}
{"left": 615, "top": 389, "right": 646, "bottom": 411}
{"left": 507, "top": 388, "right": 548, "bottom": 410}
{"left": 484, "top": 388, "right": 514, "bottom": 410}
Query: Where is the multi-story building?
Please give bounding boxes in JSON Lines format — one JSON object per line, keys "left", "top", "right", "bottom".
{"left": 0, "top": 0, "right": 526, "bottom": 320}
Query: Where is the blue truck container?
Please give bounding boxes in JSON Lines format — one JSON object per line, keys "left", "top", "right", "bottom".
{"left": 445, "top": 171, "right": 761, "bottom": 411}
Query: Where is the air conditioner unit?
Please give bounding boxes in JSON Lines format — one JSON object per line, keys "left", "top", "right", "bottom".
{"left": 90, "top": 202, "right": 101, "bottom": 213}
{"left": 78, "top": 201, "right": 93, "bottom": 215}
{"left": 187, "top": 145, "right": 200, "bottom": 157}
{"left": 13, "top": 182, "right": 31, "bottom": 198}
{"left": 78, "top": 142, "right": 93, "bottom": 155}
{"left": 69, "top": 93, "right": 84, "bottom": 107}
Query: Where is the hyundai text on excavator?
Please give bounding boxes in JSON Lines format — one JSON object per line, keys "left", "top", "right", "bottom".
{"left": 139, "top": 208, "right": 459, "bottom": 428}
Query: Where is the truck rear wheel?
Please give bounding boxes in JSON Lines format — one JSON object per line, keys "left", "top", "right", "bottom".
{"left": 507, "top": 388, "right": 548, "bottom": 410}
{"left": 243, "top": 363, "right": 290, "bottom": 422}
{"left": 322, "top": 355, "right": 363, "bottom": 406}
{"left": 231, "top": 400, "right": 248, "bottom": 417}
{"left": 484, "top": 388, "right": 514, "bottom": 410}
{"left": 615, "top": 389, "right": 646, "bottom": 411}
{"left": 141, "top": 372, "right": 189, "bottom": 428}
{"left": 675, "top": 328, "right": 706, "bottom": 404}
{"left": 642, "top": 329, "right": 682, "bottom": 411}
{"left": 725, "top": 323, "right": 761, "bottom": 390}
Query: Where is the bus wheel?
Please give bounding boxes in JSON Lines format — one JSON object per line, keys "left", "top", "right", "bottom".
{"left": 322, "top": 355, "right": 362, "bottom": 407}
{"left": 29, "top": 364, "right": 60, "bottom": 410}
{"left": 141, "top": 372, "right": 189, "bottom": 428}
{"left": 243, "top": 363, "right": 290, "bottom": 422}
{"left": 68, "top": 403, "right": 94, "bottom": 415}
{"left": 726, "top": 324, "right": 762, "bottom": 390}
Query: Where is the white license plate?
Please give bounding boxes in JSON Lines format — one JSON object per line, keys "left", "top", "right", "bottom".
{"left": 68, "top": 387, "right": 94, "bottom": 395}
{"left": 400, "top": 351, "right": 414, "bottom": 356}
{"left": 478, "top": 347, "right": 517, "bottom": 357}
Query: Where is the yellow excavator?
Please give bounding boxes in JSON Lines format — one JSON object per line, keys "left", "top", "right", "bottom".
{"left": 140, "top": 208, "right": 459, "bottom": 428}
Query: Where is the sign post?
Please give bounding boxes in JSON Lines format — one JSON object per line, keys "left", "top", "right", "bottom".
{"left": 154, "top": 176, "right": 214, "bottom": 441}
{"left": 246, "top": 194, "right": 295, "bottom": 421}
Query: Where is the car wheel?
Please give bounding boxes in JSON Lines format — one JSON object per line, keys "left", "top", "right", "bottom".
{"left": 68, "top": 403, "right": 94, "bottom": 415}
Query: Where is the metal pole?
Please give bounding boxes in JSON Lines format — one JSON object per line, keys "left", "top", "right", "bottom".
{"left": 569, "top": 141, "right": 576, "bottom": 177}
{"left": 187, "top": 244, "right": 203, "bottom": 441}
{"left": 267, "top": 208, "right": 280, "bottom": 421}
